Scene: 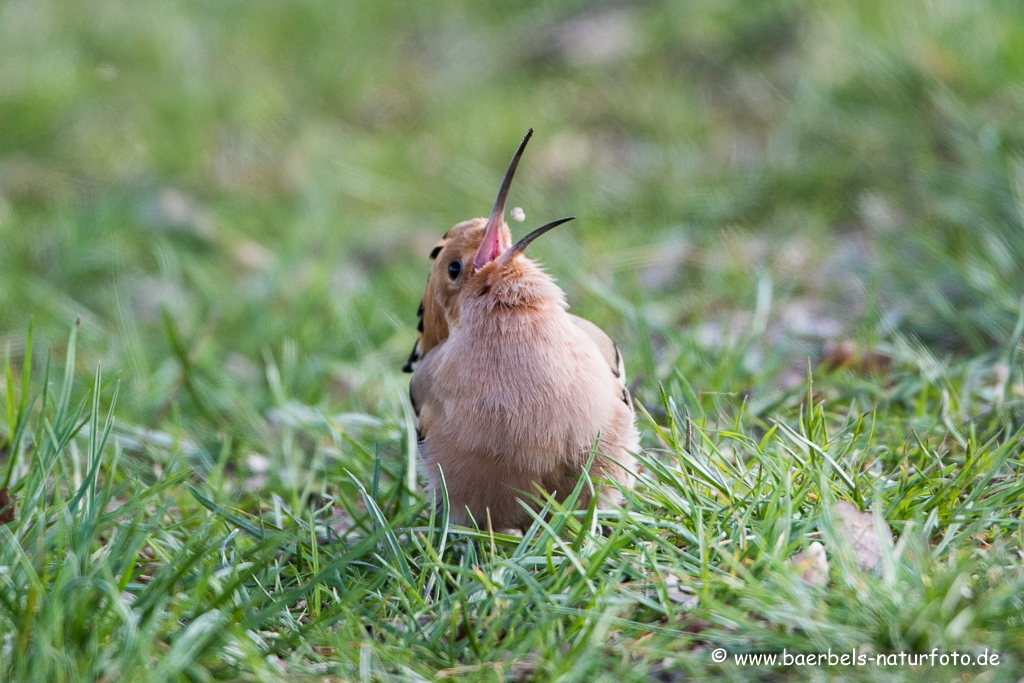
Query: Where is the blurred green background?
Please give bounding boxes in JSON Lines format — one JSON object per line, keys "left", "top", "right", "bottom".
{"left": 6, "top": 4, "right": 1024, "bottom": 678}
{"left": 2, "top": 0, "right": 1023, "bottom": 465}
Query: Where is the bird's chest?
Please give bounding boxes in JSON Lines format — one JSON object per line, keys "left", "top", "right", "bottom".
{"left": 430, "top": 314, "right": 612, "bottom": 466}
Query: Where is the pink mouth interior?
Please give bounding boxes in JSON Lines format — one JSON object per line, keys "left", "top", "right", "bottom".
{"left": 473, "top": 221, "right": 507, "bottom": 269}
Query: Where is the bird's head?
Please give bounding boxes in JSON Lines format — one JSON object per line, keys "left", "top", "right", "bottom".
{"left": 425, "top": 129, "right": 574, "bottom": 331}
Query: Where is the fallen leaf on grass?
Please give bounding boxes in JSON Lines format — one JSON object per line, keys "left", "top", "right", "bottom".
{"left": 833, "top": 501, "right": 893, "bottom": 573}
{"left": 821, "top": 340, "right": 892, "bottom": 375}
{"left": 0, "top": 487, "right": 14, "bottom": 524}
{"left": 790, "top": 540, "right": 828, "bottom": 585}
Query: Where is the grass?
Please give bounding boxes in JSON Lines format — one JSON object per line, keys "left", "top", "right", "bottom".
{"left": 2, "top": 0, "right": 1024, "bottom": 680}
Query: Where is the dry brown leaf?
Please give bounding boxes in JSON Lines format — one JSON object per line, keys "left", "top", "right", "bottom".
{"left": 790, "top": 540, "right": 828, "bottom": 585}
{"left": 833, "top": 501, "right": 893, "bottom": 572}
{"left": 821, "top": 340, "right": 892, "bottom": 375}
{"left": 0, "top": 487, "right": 14, "bottom": 524}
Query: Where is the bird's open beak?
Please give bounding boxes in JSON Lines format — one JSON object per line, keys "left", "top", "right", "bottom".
{"left": 497, "top": 217, "right": 576, "bottom": 268}
{"left": 473, "top": 129, "right": 576, "bottom": 271}
{"left": 473, "top": 129, "right": 533, "bottom": 271}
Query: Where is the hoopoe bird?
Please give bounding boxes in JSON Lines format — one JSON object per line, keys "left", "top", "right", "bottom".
{"left": 403, "top": 129, "right": 638, "bottom": 531}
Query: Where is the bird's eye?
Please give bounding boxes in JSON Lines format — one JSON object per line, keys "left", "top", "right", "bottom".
{"left": 448, "top": 260, "right": 462, "bottom": 280}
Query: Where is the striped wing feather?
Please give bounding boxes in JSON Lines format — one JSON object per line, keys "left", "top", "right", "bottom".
{"left": 402, "top": 234, "right": 451, "bottom": 373}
